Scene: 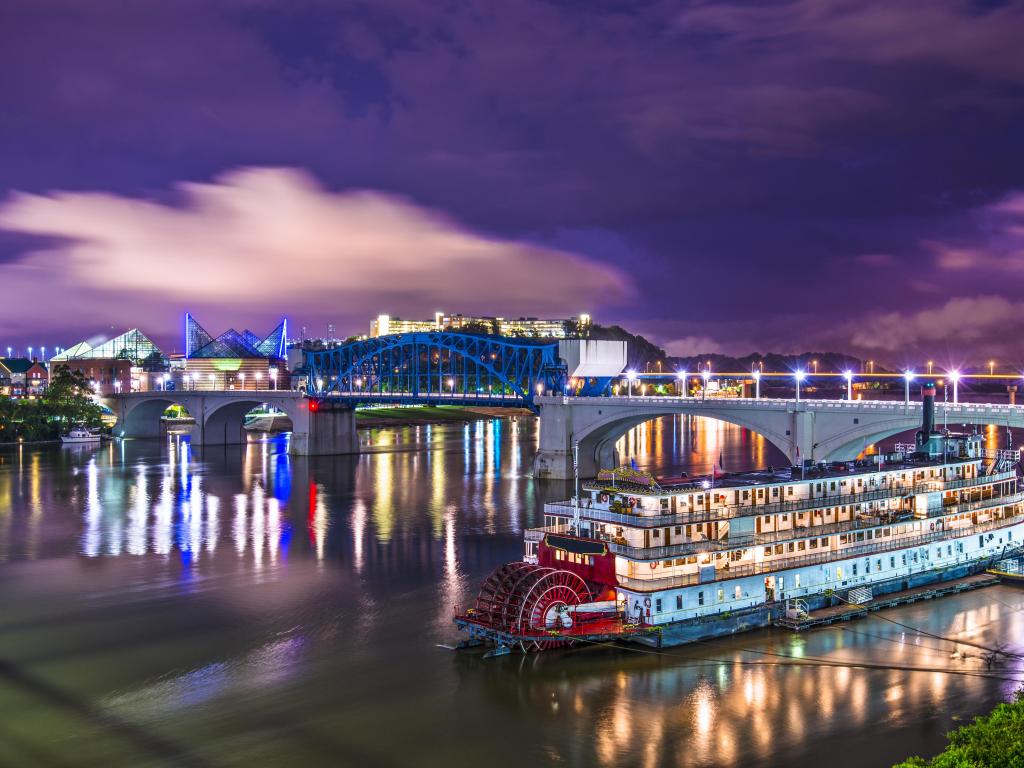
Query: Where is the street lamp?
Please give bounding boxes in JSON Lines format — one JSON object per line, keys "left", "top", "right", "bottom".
{"left": 254, "top": 371, "right": 262, "bottom": 390}
{"left": 903, "top": 370, "right": 914, "bottom": 407}
{"left": 316, "top": 377, "right": 325, "bottom": 392}
{"left": 989, "top": 360, "right": 995, "bottom": 376}
{"left": 269, "top": 367, "right": 278, "bottom": 390}
{"left": 795, "top": 369, "right": 806, "bottom": 402}
{"left": 927, "top": 360, "right": 934, "bottom": 375}
{"left": 626, "top": 370, "right": 637, "bottom": 399}
{"left": 752, "top": 369, "right": 761, "bottom": 399}
{"left": 950, "top": 370, "right": 960, "bottom": 404}
{"left": 208, "top": 373, "right": 216, "bottom": 390}
{"left": 676, "top": 370, "right": 687, "bottom": 398}
{"left": 162, "top": 373, "right": 170, "bottom": 391}
{"left": 843, "top": 370, "right": 853, "bottom": 400}
{"left": 446, "top": 376, "right": 454, "bottom": 394}
{"left": 238, "top": 372, "right": 245, "bottom": 390}
{"left": 701, "top": 369, "right": 710, "bottom": 401}
{"left": 811, "top": 359, "right": 818, "bottom": 375}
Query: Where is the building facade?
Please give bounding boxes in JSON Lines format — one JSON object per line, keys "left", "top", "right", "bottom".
{"left": 182, "top": 314, "right": 288, "bottom": 390}
{"left": 370, "top": 311, "right": 591, "bottom": 338}
{"left": 49, "top": 329, "right": 165, "bottom": 395}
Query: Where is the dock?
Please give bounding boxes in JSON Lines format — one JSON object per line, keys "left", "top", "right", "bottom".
{"left": 774, "top": 573, "right": 1000, "bottom": 632}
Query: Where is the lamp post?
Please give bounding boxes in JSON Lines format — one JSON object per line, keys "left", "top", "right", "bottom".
{"left": 626, "top": 370, "right": 637, "bottom": 399}
{"left": 316, "top": 377, "right": 325, "bottom": 393}
{"left": 701, "top": 369, "right": 710, "bottom": 401}
{"left": 752, "top": 369, "right": 761, "bottom": 399}
{"left": 843, "top": 370, "right": 853, "bottom": 400}
{"left": 208, "top": 373, "right": 216, "bottom": 390}
{"left": 989, "top": 360, "right": 995, "bottom": 376}
{"left": 238, "top": 372, "right": 245, "bottom": 390}
{"left": 950, "top": 370, "right": 960, "bottom": 404}
{"left": 254, "top": 371, "right": 262, "bottom": 390}
{"left": 927, "top": 360, "right": 934, "bottom": 375}
{"left": 677, "top": 370, "right": 687, "bottom": 398}
{"left": 903, "top": 370, "right": 914, "bottom": 407}
{"left": 795, "top": 370, "right": 805, "bottom": 402}
{"left": 269, "top": 367, "right": 278, "bottom": 391}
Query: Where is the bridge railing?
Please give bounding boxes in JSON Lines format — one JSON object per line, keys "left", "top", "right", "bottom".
{"left": 538, "top": 394, "right": 1024, "bottom": 413}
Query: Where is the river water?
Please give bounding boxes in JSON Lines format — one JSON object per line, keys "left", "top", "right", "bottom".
{"left": 0, "top": 415, "right": 1021, "bottom": 768}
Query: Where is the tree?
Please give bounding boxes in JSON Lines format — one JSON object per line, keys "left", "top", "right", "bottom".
{"left": 893, "top": 690, "right": 1024, "bottom": 768}
{"left": 42, "top": 367, "right": 104, "bottom": 433}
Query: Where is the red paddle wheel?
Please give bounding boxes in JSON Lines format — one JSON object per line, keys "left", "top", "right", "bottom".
{"left": 469, "top": 563, "right": 593, "bottom": 651}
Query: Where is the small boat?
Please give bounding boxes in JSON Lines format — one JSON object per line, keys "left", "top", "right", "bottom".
{"left": 61, "top": 426, "right": 102, "bottom": 444}
{"left": 988, "top": 558, "right": 1024, "bottom": 586}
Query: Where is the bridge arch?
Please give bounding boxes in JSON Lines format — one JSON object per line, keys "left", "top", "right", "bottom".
{"left": 117, "top": 396, "right": 185, "bottom": 438}
{"left": 570, "top": 405, "right": 795, "bottom": 477}
{"left": 202, "top": 397, "right": 301, "bottom": 446}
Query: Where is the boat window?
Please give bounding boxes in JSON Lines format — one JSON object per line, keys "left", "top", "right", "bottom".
{"left": 676, "top": 595, "right": 683, "bottom": 610}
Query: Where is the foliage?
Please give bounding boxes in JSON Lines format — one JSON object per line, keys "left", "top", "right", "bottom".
{"left": 893, "top": 690, "right": 1024, "bottom": 768}
{"left": 0, "top": 368, "right": 104, "bottom": 442}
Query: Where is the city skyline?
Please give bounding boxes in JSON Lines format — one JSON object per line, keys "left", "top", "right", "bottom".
{"left": 2, "top": 2, "right": 1024, "bottom": 364}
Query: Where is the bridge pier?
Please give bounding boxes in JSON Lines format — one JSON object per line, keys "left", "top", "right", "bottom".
{"left": 288, "top": 401, "right": 360, "bottom": 457}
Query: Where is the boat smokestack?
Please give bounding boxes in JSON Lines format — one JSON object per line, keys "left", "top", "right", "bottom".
{"left": 921, "top": 381, "right": 936, "bottom": 438}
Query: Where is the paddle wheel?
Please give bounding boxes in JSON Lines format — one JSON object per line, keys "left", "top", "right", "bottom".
{"left": 463, "top": 563, "right": 595, "bottom": 651}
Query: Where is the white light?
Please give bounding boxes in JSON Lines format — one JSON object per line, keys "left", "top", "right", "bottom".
{"left": 843, "top": 370, "right": 853, "bottom": 381}
{"left": 752, "top": 370, "right": 761, "bottom": 379}
{"left": 950, "top": 370, "right": 960, "bottom": 382}
{"left": 794, "top": 370, "right": 806, "bottom": 381}
{"left": 904, "top": 370, "right": 915, "bottom": 382}
{"left": 701, "top": 480, "right": 711, "bottom": 489}
{"left": 676, "top": 370, "right": 687, "bottom": 380}
{"left": 701, "top": 370, "right": 710, "bottom": 380}
{"left": 626, "top": 370, "right": 637, "bottom": 382}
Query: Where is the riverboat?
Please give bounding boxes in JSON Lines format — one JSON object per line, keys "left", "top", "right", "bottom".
{"left": 455, "top": 383, "right": 1024, "bottom": 653}
{"left": 60, "top": 426, "right": 102, "bottom": 444}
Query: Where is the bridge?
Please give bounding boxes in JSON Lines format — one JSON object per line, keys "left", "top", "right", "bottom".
{"left": 533, "top": 394, "right": 1024, "bottom": 479}
{"left": 303, "top": 332, "right": 624, "bottom": 411}
{"left": 102, "top": 390, "right": 357, "bottom": 456}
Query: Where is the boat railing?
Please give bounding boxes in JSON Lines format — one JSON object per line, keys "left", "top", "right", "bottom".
{"left": 614, "top": 511, "right": 1024, "bottom": 592}
{"left": 597, "top": 492, "right": 1024, "bottom": 562}
{"left": 549, "top": 471, "right": 1016, "bottom": 529}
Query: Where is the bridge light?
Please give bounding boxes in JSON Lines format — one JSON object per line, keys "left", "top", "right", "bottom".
{"left": 903, "top": 370, "right": 914, "bottom": 407}
{"left": 950, "top": 369, "right": 960, "bottom": 404}
{"left": 843, "top": 370, "right": 853, "bottom": 400}
{"left": 316, "top": 377, "right": 324, "bottom": 391}
{"left": 626, "top": 370, "right": 637, "bottom": 381}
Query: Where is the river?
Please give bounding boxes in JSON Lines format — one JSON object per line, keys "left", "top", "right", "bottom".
{"left": 0, "top": 415, "right": 1021, "bottom": 767}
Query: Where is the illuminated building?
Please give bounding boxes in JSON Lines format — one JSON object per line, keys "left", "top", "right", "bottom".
{"left": 0, "top": 358, "right": 48, "bottom": 398}
{"left": 49, "top": 329, "right": 164, "bottom": 395}
{"left": 183, "top": 314, "right": 289, "bottom": 390}
{"left": 369, "top": 311, "right": 591, "bottom": 338}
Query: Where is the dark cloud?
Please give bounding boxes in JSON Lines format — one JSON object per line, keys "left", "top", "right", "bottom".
{"left": 1, "top": 0, "right": 1023, "bottom": 362}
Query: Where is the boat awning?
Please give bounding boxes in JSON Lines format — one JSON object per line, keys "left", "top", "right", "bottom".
{"left": 544, "top": 533, "right": 607, "bottom": 556}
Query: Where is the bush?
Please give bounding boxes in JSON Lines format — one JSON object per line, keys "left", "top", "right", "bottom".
{"left": 893, "top": 690, "right": 1024, "bottom": 768}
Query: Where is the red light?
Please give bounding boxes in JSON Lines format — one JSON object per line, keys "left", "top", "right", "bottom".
{"left": 309, "top": 399, "right": 319, "bottom": 412}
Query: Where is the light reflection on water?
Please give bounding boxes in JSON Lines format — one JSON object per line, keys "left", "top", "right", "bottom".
{"left": 0, "top": 416, "right": 1022, "bottom": 768}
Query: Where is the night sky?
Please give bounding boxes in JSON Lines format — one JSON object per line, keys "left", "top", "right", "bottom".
{"left": 2, "top": 1, "right": 1024, "bottom": 366}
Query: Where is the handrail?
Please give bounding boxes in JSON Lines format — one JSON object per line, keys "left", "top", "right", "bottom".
{"left": 614, "top": 512, "right": 1024, "bottom": 592}
{"left": 594, "top": 492, "right": 1024, "bottom": 561}
{"left": 547, "top": 471, "right": 1015, "bottom": 528}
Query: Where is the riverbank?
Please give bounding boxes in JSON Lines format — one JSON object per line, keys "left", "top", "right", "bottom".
{"left": 354, "top": 405, "right": 531, "bottom": 428}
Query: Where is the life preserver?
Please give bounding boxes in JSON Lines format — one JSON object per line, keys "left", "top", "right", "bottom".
{"left": 650, "top": 561, "right": 659, "bottom": 570}
{"left": 643, "top": 597, "right": 652, "bottom": 608}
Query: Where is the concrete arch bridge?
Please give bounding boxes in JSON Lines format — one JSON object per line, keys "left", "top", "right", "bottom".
{"left": 533, "top": 395, "right": 1024, "bottom": 479}
{"left": 102, "top": 391, "right": 356, "bottom": 456}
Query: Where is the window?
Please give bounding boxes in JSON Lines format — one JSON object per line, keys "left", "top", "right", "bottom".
{"left": 717, "top": 589, "right": 724, "bottom": 603}
{"left": 810, "top": 539, "right": 818, "bottom": 549}
{"left": 889, "top": 556, "right": 895, "bottom": 569}
{"left": 698, "top": 591, "right": 705, "bottom": 606}
{"left": 852, "top": 563, "right": 858, "bottom": 576}
{"left": 653, "top": 529, "right": 660, "bottom": 538}
{"left": 794, "top": 574, "right": 801, "bottom": 588}
{"left": 676, "top": 595, "right": 683, "bottom": 610}
{"left": 836, "top": 566, "right": 843, "bottom": 579}
{"left": 655, "top": 599, "right": 662, "bottom": 613}
{"left": 734, "top": 586, "right": 742, "bottom": 600}
{"left": 663, "top": 560, "right": 672, "bottom": 568}
{"left": 778, "top": 576, "right": 784, "bottom": 591}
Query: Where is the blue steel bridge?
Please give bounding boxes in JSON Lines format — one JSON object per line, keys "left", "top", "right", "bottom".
{"left": 304, "top": 332, "right": 612, "bottom": 412}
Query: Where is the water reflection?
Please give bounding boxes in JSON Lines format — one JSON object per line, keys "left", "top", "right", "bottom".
{"left": 0, "top": 416, "right": 1022, "bottom": 768}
